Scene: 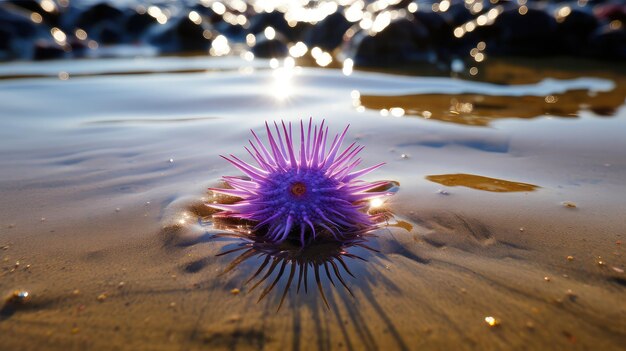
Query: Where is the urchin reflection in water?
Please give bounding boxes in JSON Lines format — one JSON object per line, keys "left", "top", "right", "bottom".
{"left": 212, "top": 230, "right": 380, "bottom": 311}
{"left": 209, "top": 119, "right": 393, "bottom": 246}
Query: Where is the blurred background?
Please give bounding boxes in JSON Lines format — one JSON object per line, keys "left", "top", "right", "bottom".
{"left": 1, "top": 0, "right": 624, "bottom": 69}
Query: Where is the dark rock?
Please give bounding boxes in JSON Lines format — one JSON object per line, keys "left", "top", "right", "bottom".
{"left": 303, "top": 12, "right": 351, "bottom": 51}
{"left": 252, "top": 37, "right": 288, "bottom": 58}
{"left": 288, "top": 21, "right": 312, "bottom": 42}
{"left": 0, "top": 7, "right": 37, "bottom": 38}
{"left": 191, "top": 4, "right": 222, "bottom": 23}
{"left": 76, "top": 3, "right": 124, "bottom": 30}
{"left": 589, "top": 26, "right": 626, "bottom": 60}
{"left": 98, "top": 21, "right": 123, "bottom": 44}
{"left": 441, "top": 2, "right": 474, "bottom": 26}
{"left": 150, "top": 17, "right": 210, "bottom": 53}
{"left": 5, "top": 0, "right": 60, "bottom": 26}
{"left": 556, "top": 9, "right": 599, "bottom": 55}
{"left": 6, "top": 0, "right": 43, "bottom": 12}
{"left": 412, "top": 11, "right": 456, "bottom": 56}
{"left": 594, "top": 4, "right": 626, "bottom": 22}
{"left": 214, "top": 22, "right": 246, "bottom": 40}
{"left": 175, "top": 17, "right": 208, "bottom": 50}
{"left": 488, "top": 7, "right": 560, "bottom": 56}
{"left": 0, "top": 7, "right": 41, "bottom": 61}
{"left": 125, "top": 12, "right": 157, "bottom": 38}
{"left": 346, "top": 18, "right": 433, "bottom": 66}
{"left": 6, "top": 0, "right": 41, "bottom": 13}
{"left": 248, "top": 11, "right": 291, "bottom": 38}
{"left": 412, "top": 11, "right": 450, "bottom": 39}
{"left": 391, "top": 0, "right": 414, "bottom": 10}
{"left": 0, "top": 26, "right": 11, "bottom": 49}
{"left": 68, "top": 38, "right": 88, "bottom": 57}
{"left": 33, "top": 40, "right": 65, "bottom": 60}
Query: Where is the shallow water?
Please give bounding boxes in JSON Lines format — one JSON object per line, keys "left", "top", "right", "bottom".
{"left": 0, "top": 56, "right": 625, "bottom": 350}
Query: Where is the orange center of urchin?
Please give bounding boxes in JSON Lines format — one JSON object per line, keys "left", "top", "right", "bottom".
{"left": 290, "top": 182, "right": 307, "bottom": 197}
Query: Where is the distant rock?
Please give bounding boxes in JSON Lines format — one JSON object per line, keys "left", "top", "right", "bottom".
{"left": 441, "top": 2, "right": 473, "bottom": 27}
{"left": 556, "top": 9, "right": 599, "bottom": 55}
{"left": 150, "top": 17, "right": 210, "bottom": 53}
{"left": 96, "top": 20, "right": 123, "bottom": 44}
{"left": 0, "top": 6, "right": 40, "bottom": 60}
{"left": 488, "top": 7, "right": 559, "bottom": 56}
{"left": 590, "top": 25, "right": 626, "bottom": 60}
{"left": 0, "top": 0, "right": 625, "bottom": 62}
{"left": 6, "top": 0, "right": 41, "bottom": 13}
{"left": 68, "top": 38, "right": 88, "bottom": 57}
{"left": 252, "top": 36, "right": 288, "bottom": 58}
{"left": 125, "top": 12, "right": 157, "bottom": 38}
{"left": 0, "top": 6, "right": 37, "bottom": 38}
{"left": 412, "top": 11, "right": 455, "bottom": 57}
{"left": 594, "top": 3, "right": 626, "bottom": 22}
{"left": 345, "top": 18, "right": 433, "bottom": 66}
{"left": 33, "top": 40, "right": 65, "bottom": 60}
{"left": 214, "top": 22, "right": 246, "bottom": 40}
{"left": 191, "top": 4, "right": 222, "bottom": 23}
{"left": 303, "top": 12, "right": 351, "bottom": 51}
{"left": 248, "top": 11, "right": 292, "bottom": 39}
{"left": 0, "top": 24, "right": 11, "bottom": 49}
{"left": 76, "top": 3, "right": 124, "bottom": 31}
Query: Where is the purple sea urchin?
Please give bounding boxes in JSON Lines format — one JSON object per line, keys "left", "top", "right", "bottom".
{"left": 209, "top": 119, "right": 391, "bottom": 246}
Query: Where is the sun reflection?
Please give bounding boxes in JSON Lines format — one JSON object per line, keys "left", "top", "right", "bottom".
{"left": 51, "top": 27, "right": 67, "bottom": 44}
{"left": 485, "top": 316, "right": 500, "bottom": 327}
{"left": 75, "top": 29, "right": 88, "bottom": 41}
{"left": 30, "top": 12, "right": 43, "bottom": 24}
{"left": 212, "top": 2, "right": 226, "bottom": 15}
{"left": 289, "top": 41, "right": 308, "bottom": 57}
{"left": 270, "top": 62, "right": 296, "bottom": 101}
{"left": 210, "top": 35, "right": 230, "bottom": 56}
{"left": 609, "top": 20, "right": 622, "bottom": 30}
{"left": 342, "top": 58, "right": 354, "bottom": 76}
{"left": 439, "top": 0, "right": 450, "bottom": 12}
{"left": 242, "top": 51, "right": 254, "bottom": 61}
{"left": 246, "top": 33, "right": 256, "bottom": 46}
{"left": 264, "top": 26, "right": 276, "bottom": 40}
{"left": 188, "top": 11, "right": 202, "bottom": 24}
{"left": 370, "top": 198, "right": 385, "bottom": 209}
{"left": 519, "top": 5, "right": 528, "bottom": 15}
{"left": 315, "top": 51, "right": 332, "bottom": 67}
{"left": 178, "top": 211, "right": 191, "bottom": 225}
{"left": 390, "top": 107, "right": 405, "bottom": 117}
{"left": 284, "top": 56, "right": 295, "bottom": 68}
{"left": 148, "top": 6, "right": 168, "bottom": 24}
{"left": 345, "top": 1, "right": 364, "bottom": 22}
{"left": 372, "top": 11, "right": 391, "bottom": 33}
{"left": 269, "top": 58, "right": 279, "bottom": 68}
{"left": 40, "top": 0, "right": 57, "bottom": 13}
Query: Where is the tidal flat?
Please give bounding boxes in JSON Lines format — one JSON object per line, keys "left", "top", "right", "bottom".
{"left": 0, "top": 56, "right": 625, "bottom": 350}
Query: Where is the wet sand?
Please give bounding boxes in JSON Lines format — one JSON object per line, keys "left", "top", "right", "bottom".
{"left": 0, "top": 58, "right": 625, "bottom": 350}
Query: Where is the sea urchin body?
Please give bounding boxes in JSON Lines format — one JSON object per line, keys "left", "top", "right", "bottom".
{"left": 209, "top": 119, "right": 391, "bottom": 246}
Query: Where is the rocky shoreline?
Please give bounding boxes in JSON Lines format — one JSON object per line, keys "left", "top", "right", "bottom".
{"left": 1, "top": 0, "right": 624, "bottom": 68}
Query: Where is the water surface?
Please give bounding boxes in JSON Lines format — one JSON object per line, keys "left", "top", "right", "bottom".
{"left": 0, "top": 56, "right": 625, "bottom": 350}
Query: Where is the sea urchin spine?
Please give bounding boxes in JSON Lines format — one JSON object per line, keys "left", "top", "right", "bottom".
{"left": 209, "top": 119, "right": 391, "bottom": 246}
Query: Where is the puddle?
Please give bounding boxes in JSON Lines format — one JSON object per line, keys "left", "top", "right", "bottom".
{"left": 426, "top": 173, "right": 540, "bottom": 192}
